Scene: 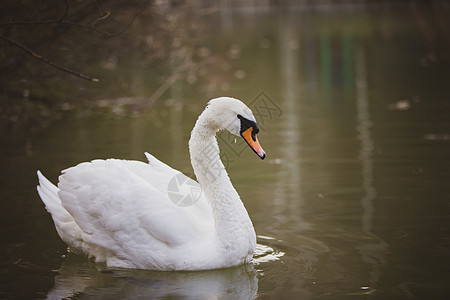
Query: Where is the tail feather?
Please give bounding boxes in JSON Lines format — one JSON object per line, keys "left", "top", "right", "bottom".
{"left": 37, "top": 171, "right": 83, "bottom": 249}
{"left": 37, "top": 171, "right": 62, "bottom": 212}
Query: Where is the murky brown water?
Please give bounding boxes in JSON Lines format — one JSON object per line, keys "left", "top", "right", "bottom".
{"left": 1, "top": 4, "right": 450, "bottom": 299}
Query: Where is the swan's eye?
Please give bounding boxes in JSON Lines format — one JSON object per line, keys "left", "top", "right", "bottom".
{"left": 237, "top": 114, "right": 259, "bottom": 134}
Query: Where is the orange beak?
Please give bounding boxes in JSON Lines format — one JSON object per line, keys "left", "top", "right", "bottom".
{"left": 241, "top": 127, "right": 266, "bottom": 159}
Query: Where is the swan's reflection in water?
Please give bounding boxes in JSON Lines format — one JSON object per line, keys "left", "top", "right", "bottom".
{"left": 46, "top": 242, "right": 283, "bottom": 299}
{"left": 46, "top": 253, "right": 256, "bottom": 299}
{"left": 47, "top": 253, "right": 257, "bottom": 299}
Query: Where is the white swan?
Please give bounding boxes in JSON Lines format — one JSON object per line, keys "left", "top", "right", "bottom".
{"left": 37, "top": 97, "right": 266, "bottom": 271}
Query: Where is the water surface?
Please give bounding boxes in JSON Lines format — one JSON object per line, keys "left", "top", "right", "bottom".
{"left": 1, "top": 4, "right": 450, "bottom": 299}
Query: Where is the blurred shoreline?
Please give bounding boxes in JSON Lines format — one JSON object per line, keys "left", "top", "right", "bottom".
{"left": 1, "top": 0, "right": 448, "bottom": 128}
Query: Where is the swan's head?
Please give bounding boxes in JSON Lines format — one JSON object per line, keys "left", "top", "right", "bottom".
{"left": 205, "top": 97, "right": 266, "bottom": 159}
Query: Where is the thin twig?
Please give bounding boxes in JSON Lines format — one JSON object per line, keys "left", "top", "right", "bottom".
{"left": 0, "top": 6, "right": 149, "bottom": 38}
{"left": 0, "top": 20, "right": 120, "bottom": 38}
{"left": 0, "top": 0, "right": 151, "bottom": 37}
{"left": 0, "top": 19, "right": 112, "bottom": 38}
{"left": 0, "top": 0, "right": 70, "bottom": 26}
{"left": 91, "top": 11, "right": 111, "bottom": 28}
{"left": 107, "top": 4, "right": 149, "bottom": 37}
{"left": 59, "top": 0, "right": 70, "bottom": 22}
{"left": 0, "top": 33, "right": 99, "bottom": 82}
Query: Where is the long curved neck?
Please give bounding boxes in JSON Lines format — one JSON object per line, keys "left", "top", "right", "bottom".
{"left": 188, "top": 112, "right": 255, "bottom": 248}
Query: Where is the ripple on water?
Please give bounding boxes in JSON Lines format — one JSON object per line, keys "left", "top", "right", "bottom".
{"left": 253, "top": 236, "right": 285, "bottom": 265}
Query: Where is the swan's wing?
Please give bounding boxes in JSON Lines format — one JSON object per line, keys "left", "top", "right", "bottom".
{"left": 57, "top": 158, "right": 213, "bottom": 266}
{"left": 143, "top": 152, "right": 213, "bottom": 219}
{"left": 143, "top": 152, "right": 179, "bottom": 195}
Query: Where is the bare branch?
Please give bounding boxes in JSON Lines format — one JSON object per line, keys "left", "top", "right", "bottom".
{"left": 59, "top": 0, "right": 70, "bottom": 22}
{"left": 0, "top": 2, "right": 150, "bottom": 38}
{"left": 0, "top": 0, "right": 70, "bottom": 26}
{"left": 106, "top": 4, "right": 149, "bottom": 37}
{"left": 0, "top": 34, "right": 99, "bottom": 82}
{"left": 91, "top": 11, "right": 111, "bottom": 28}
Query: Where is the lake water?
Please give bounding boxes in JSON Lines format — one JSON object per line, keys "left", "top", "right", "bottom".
{"left": 1, "top": 3, "right": 450, "bottom": 299}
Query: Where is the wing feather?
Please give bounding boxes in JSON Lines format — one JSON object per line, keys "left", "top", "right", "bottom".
{"left": 57, "top": 157, "right": 213, "bottom": 266}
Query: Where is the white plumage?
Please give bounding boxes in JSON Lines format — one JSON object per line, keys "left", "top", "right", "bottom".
{"left": 37, "top": 97, "right": 266, "bottom": 271}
